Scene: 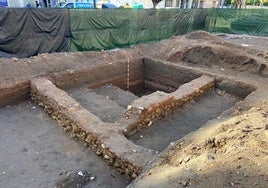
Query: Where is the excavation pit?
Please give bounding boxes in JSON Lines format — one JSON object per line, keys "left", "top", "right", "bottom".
{"left": 48, "top": 57, "right": 254, "bottom": 153}
{"left": 50, "top": 57, "right": 203, "bottom": 95}
{"left": 0, "top": 57, "right": 256, "bottom": 188}
{"left": 1, "top": 31, "right": 267, "bottom": 188}
{"left": 56, "top": 57, "right": 205, "bottom": 125}
{"left": 128, "top": 88, "right": 243, "bottom": 152}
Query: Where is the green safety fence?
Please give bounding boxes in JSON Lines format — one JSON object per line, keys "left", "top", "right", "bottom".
{"left": 70, "top": 8, "right": 268, "bottom": 52}
{"left": 70, "top": 9, "right": 174, "bottom": 51}
{"left": 205, "top": 8, "right": 268, "bottom": 36}
{"left": 69, "top": 9, "right": 209, "bottom": 51}
{"left": 70, "top": 9, "right": 209, "bottom": 51}
{"left": 173, "top": 8, "right": 208, "bottom": 35}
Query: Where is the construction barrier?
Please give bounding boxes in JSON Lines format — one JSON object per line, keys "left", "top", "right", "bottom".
{"left": 0, "top": 8, "right": 70, "bottom": 58}
{"left": 70, "top": 9, "right": 208, "bottom": 51}
{"left": 206, "top": 8, "right": 268, "bottom": 36}
{"left": 0, "top": 8, "right": 267, "bottom": 57}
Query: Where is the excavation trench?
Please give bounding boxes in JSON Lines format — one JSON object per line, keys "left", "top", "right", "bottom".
{"left": 1, "top": 30, "right": 268, "bottom": 188}
{"left": 0, "top": 57, "right": 255, "bottom": 187}
{"left": 128, "top": 89, "right": 242, "bottom": 152}
{"left": 34, "top": 57, "right": 254, "bottom": 173}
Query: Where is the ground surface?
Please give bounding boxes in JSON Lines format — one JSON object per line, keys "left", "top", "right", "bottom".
{"left": 0, "top": 101, "right": 131, "bottom": 188}
{"left": 0, "top": 31, "right": 268, "bottom": 188}
{"left": 217, "top": 33, "right": 268, "bottom": 52}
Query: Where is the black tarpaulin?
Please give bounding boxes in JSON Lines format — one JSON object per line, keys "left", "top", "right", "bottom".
{"left": 0, "top": 8, "right": 71, "bottom": 58}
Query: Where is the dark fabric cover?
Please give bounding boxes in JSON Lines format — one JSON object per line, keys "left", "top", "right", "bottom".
{"left": 0, "top": 8, "right": 71, "bottom": 58}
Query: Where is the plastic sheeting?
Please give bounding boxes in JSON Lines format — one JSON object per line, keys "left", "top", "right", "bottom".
{"left": 70, "top": 9, "right": 132, "bottom": 51}
{"left": 0, "top": 8, "right": 70, "bottom": 58}
{"left": 68, "top": 9, "right": 189, "bottom": 51}
{"left": 173, "top": 9, "right": 208, "bottom": 35}
{"left": 1, "top": 8, "right": 268, "bottom": 57}
{"left": 205, "top": 8, "right": 268, "bottom": 36}
{"left": 70, "top": 8, "right": 268, "bottom": 52}
{"left": 70, "top": 9, "right": 208, "bottom": 51}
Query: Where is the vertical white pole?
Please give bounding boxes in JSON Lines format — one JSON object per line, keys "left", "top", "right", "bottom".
{"left": 171, "top": 0, "right": 176, "bottom": 7}
{"left": 127, "top": 57, "right": 130, "bottom": 92}
{"left": 188, "top": 0, "right": 192, "bottom": 8}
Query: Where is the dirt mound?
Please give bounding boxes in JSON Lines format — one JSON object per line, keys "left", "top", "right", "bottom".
{"left": 167, "top": 44, "right": 268, "bottom": 77}
{"left": 184, "top": 30, "right": 219, "bottom": 41}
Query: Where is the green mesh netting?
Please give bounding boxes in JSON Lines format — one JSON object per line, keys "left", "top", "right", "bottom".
{"left": 69, "top": 9, "right": 209, "bottom": 51}
{"left": 70, "top": 8, "right": 268, "bottom": 52}
{"left": 205, "top": 8, "right": 268, "bottom": 36}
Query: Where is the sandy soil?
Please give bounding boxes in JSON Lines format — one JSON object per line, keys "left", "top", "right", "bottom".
{"left": 0, "top": 31, "right": 268, "bottom": 188}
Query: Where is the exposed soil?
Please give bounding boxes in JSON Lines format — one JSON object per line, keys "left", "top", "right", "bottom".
{"left": 0, "top": 31, "right": 268, "bottom": 188}
{"left": 67, "top": 87, "right": 126, "bottom": 123}
{"left": 128, "top": 104, "right": 268, "bottom": 188}
{"left": 128, "top": 89, "right": 242, "bottom": 152}
{"left": 67, "top": 86, "right": 138, "bottom": 123}
{"left": 0, "top": 101, "right": 131, "bottom": 188}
